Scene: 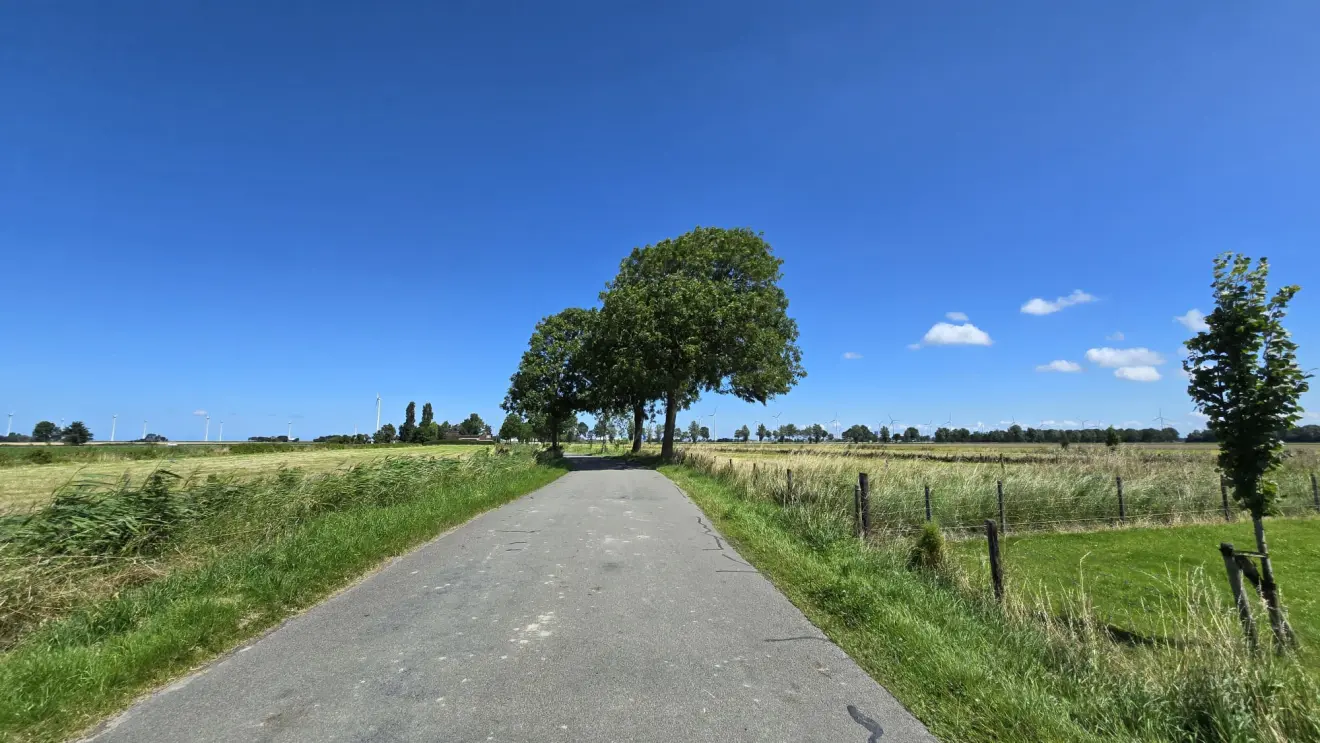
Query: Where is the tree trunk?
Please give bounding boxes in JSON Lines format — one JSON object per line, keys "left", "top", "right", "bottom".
{"left": 1252, "top": 514, "right": 1293, "bottom": 647}
{"left": 661, "top": 391, "right": 678, "bottom": 461}
{"left": 631, "top": 402, "right": 644, "bottom": 453}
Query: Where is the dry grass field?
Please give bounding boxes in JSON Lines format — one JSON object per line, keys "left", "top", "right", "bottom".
{"left": 0, "top": 445, "right": 481, "bottom": 514}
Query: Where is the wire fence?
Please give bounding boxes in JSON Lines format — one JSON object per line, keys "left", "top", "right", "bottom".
{"left": 682, "top": 450, "right": 1320, "bottom": 537}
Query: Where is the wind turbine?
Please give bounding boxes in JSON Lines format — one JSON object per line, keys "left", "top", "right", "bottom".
{"left": 708, "top": 405, "right": 718, "bottom": 441}
{"left": 111, "top": 414, "right": 117, "bottom": 442}
{"left": 218, "top": 420, "right": 224, "bottom": 442}
{"left": 1153, "top": 408, "right": 1169, "bottom": 429}
{"left": 142, "top": 420, "right": 148, "bottom": 440}
{"left": 5, "top": 412, "right": 12, "bottom": 437}
{"left": 204, "top": 415, "right": 211, "bottom": 442}
{"left": 772, "top": 412, "right": 782, "bottom": 442}
{"left": 829, "top": 412, "right": 841, "bottom": 440}
{"left": 287, "top": 420, "right": 293, "bottom": 441}
{"left": 924, "top": 419, "right": 934, "bottom": 439}
{"left": 375, "top": 394, "right": 381, "bottom": 434}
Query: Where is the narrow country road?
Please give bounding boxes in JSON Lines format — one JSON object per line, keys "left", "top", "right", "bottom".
{"left": 88, "top": 456, "right": 935, "bottom": 742}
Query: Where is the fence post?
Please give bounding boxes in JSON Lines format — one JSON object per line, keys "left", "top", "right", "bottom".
{"left": 986, "top": 519, "right": 1004, "bottom": 604}
{"left": 859, "top": 473, "right": 871, "bottom": 538}
{"left": 1221, "top": 476, "right": 1232, "bottom": 521}
{"left": 1219, "top": 542, "right": 1257, "bottom": 649}
{"left": 1312, "top": 473, "right": 1318, "bottom": 513}
{"left": 996, "top": 480, "right": 1007, "bottom": 535}
{"left": 924, "top": 485, "right": 932, "bottom": 523}
{"left": 1116, "top": 476, "right": 1126, "bottom": 523}
{"left": 853, "top": 484, "right": 863, "bottom": 539}
{"left": 785, "top": 468, "right": 793, "bottom": 504}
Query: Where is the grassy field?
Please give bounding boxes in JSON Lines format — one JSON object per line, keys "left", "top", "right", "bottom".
{"left": 664, "top": 456, "right": 1320, "bottom": 742}
{"left": 676, "top": 442, "right": 1320, "bottom": 532}
{"left": 0, "top": 448, "right": 564, "bottom": 743}
{"left": 950, "top": 518, "right": 1320, "bottom": 668}
{"left": 0, "top": 444, "right": 483, "bottom": 514}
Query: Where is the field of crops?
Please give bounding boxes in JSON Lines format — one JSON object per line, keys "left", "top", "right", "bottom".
{"left": 674, "top": 441, "right": 1320, "bottom": 533}
{"left": 0, "top": 445, "right": 484, "bottom": 514}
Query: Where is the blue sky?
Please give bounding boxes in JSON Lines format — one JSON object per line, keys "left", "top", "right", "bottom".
{"left": 2, "top": 1, "right": 1317, "bottom": 441}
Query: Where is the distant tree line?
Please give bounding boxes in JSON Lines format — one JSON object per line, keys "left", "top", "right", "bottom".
{"left": 501, "top": 227, "right": 804, "bottom": 457}
{"left": 1186, "top": 424, "right": 1320, "bottom": 444}
{"left": 372, "top": 402, "right": 490, "bottom": 444}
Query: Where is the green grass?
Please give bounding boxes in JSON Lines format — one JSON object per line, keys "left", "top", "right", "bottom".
{"left": 0, "top": 450, "right": 567, "bottom": 743}
{"left": 950, "top": 518, "right": 1320, "bottom": 667}
{"left": 660, "top": 460, "right": 1320, "bottom": 742}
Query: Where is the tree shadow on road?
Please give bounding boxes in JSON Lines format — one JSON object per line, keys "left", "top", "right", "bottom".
{"left": 564, "top": 453, "right": 662, "bottom": 471}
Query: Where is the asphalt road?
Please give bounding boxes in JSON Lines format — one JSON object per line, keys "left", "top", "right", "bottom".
{"left": 88, "top": 456, "right": 935, "bottom": 742}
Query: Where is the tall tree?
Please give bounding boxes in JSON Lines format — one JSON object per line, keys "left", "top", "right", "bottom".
{"left": 31, "top": 420, "right": 59, "bottom": 443}
{"left": 62, "top": 421, "right": 92, "bottom": 445}
{"left": 503, "top": 308, "right": 595, "bottom": 451}
{"left": 755, "top": 423, "right": 769, "bottom": 442}
{"left": 374, "top": 423, "right": 397, "bottom": 444}
{"left": 498, "top": 413, "right": 528, "bottom": 442}
{"left": 457, "top": 413, "right": 486, "bottom": 436}
{"left": 420, "top": 402, "right": 434, "bottom": 428}
{"left": 1184, "top": 254, "right": 1310, "bottom": 646}
{"left": 600, "top": 227, "right": 805, "bottom": 460}
{"left": 879, "top": 425, "right": 890, "bottom": 443}
{"left": 399, "top": 402, "right": 417, "bottom": 444}
{"left": 735, "top": 424, "right": 750, "bottom": 442}
{"left": 699, "top": 425, "right": 710, "bottom": 441}
{"left": 687, "top": 420, "right": 702, "bottom": 443}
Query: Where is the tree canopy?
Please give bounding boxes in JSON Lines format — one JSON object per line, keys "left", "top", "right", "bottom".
{"left": 502, "top": 308, "right": 596, "bottom": 450}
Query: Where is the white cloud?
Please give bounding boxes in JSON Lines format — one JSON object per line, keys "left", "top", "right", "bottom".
{"left": 1106, "top": 331, "right": 1125, "bottom": 341}
{"left": 945, "top": 311, "right": 969, "bottom": 322}
{"left": 1020, "top": 289, "right": 1096, "bottom": 316}
{"left": 1062, "top": 419, "right": 1079, "bottom": 426}
{"left": 1085, "top": 347, "right": 1165, "bottom": 368}
{"left": 1041, "top": 419, "right": 1057, "bottom": 426}
{"left": 1189, "top": 411, "right": 1210, "bottom": 423}
{"left": 1175, "top": 309, "right": 1209, "bottom": 332}
{"left": 192, "top": 409, "right": 207, "bottom": 417}
{"left": 1036, "top": 360, "right": 1082, "bottom": 373}
{"left": 917, "top": 322, "right": 992, "bottom": 347}
{"left": 1123, "top": 420, "right": 1143, "bottom": 426}
{"left": 841, "top": 351, "right": 863, "bottom": 360}
{"left": 906, "top": 343, "right": 921, "bottom": 351}
{"left": 1114, "top": 366, "right": 1161, "bottom": 382}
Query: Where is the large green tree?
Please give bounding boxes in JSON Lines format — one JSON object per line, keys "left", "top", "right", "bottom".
{"left": 62, "top": 421, "right": 92, "bottom": 445}
{"left": 498, "top": 413, "right": 529, "bottom": 442}
{"left": 755, "top": 423, "right": 769, "bottom": 442}
{"left": 399, "top": 402, "right": 417, "bottom": 444}
{"left": 735, "top": 424, "right": 750, "bottom": 442}
{"left": 842, "top": 424, "right": 875, "bottom": 443}
{"left": 32, "top": 421, "right": 60, "bottom": 443}
{"left": 374, "top": 423, "right": 397, "bottom": 444}
{"left": 1184, "top": 254, "right": 1310, "bottom": 646}
{"left": 457, "top": 413, "right": 486, "bottom": 436}
{"left": 599, "top": 227, "right": 805, "bottom": 460}
{"left": 502, "top": 308, "right": 595, "bottom": 451}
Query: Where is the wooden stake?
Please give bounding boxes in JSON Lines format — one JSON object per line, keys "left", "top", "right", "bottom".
{"left": 986, "top": 519, "right": 1004, "bottom": 603}
{"left": 853, "top": 484, "right": 863, "bottom": 539}
{"left": 996, "top": 480, "right": 1007, "bottom": 535}
{"left": 1219, "top": 542, "right": 1257, "bottom": 649}
{"left": 1221, "top": 476, "right": 1232, "bottom": 521}
{"left": 859, "top": 472, "right": 871, "bottom": 537}
{"left": 1116, "top": 475, "right": 1126, "bottom": 523}
{"left": 1312, "top": 473, "right": 1318, "bottom": 513}
{"left": 785, "top": 468, "right": 793, "bottom": 504}
{"left": 924, "top": 485, "right": 932, "bottom": 523}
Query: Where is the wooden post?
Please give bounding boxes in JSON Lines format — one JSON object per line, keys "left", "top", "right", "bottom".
{"left": 924, "top": 485, "right": 932, "bottom": 523}
{"left": 1312, "top": 473, "right": 1319, "bottom": 513}
{"left": 1219, "top": 542, "right": 1257, "bottom": 649}
{"left": 996, "top": 480, "right": 1007, "bottom": 535}
{"left": 752, "top": 461, "right": 757, "bottom": 481}
{"left": 785, "top": 469, "right": 793, "bottom": 503}
{"left": 986, "top": 519, "right": 1004, "bottom": 604}
{"left": 1116, "top": 476, "right": 1126, "bottom": 523}
{"left": 1221, "top": 476, "right": 1232, "bottom": 521}
{"left": 853, "top": 484, "right": 863, "bottom": 539}
{"left": 859, "top": 473, "right": 871, "bottom": 537}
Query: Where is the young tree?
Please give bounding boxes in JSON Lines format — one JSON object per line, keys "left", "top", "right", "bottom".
{"left": 573, "top": 420, "right": 588, "bottom": 442}
{"left": 600, "top": 227, "right": 805, "bottom": 460}
{"left": 374, "top": 423, "right": 397, "bottom": 444}
{"left": 735, "top": 424, "right": 750, "bottom": 442}
{"left": 841, "top": 424, "right": 874, "bottom": 443}
{"left": 1104, "top": 426, "right": 1121, "bottom": 449}
{"left": 32, "top": 420, "right": 60, "bottom": 443}
{"left": 903, "top": 426, "right": 919, "bottom": 442}
{"left": 699, "top": 425, "right": 710, "bottom": 441}
{"left": 1185, "top": 254, "right": 1310, "bottom": 646}
{"left": 755, "top": 423, "right": 769, "bottom": 442}
{"left": 420, "top": 402, "right": 434, "bottom": 428}
{"left": 592, "top": 418, "right": 609, "bottom": 441}
{"left": 399, "top": 402, "right": 418, "bottom": 444}
{"left": 62, "top": 421, "right": 92, "bottom": 445}
{"left": 879, "top": 425, "right": 890, "bottom": 443}
{"left": 502, "top": 308, "right": 595, "bottom": 451}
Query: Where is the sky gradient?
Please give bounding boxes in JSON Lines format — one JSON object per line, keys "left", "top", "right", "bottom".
{"left": 2, "top": 1, "right": 1317, "bottom": 441}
